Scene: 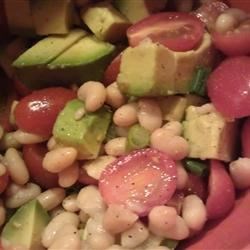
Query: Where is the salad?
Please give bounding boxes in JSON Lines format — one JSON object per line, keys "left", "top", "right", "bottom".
{"left": 0, "top": 0, "right": 250, "bottom": 249}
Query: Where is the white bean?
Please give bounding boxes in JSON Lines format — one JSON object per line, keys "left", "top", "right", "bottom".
{"left": 86, "top": 215, "right": 115, "bottom": 249}
{"left": 215, "top": 12, "right": 238, "bottom": 33}
{"left": 77, "top": 81, "right": 106, "bottom": 112}
{"left": 0, "top": 163, "right": 7, "bottom": 176}
{"left": 43, "top": 147, "right": 78, "bottom": 173}
{"left": 37, "top": 188, "right": 65, "bottom": 211}
{"left": 150, "top": 131, "right": 189, "bottom": 160}
{"left": 83, "top": 155, "right": 116, "bottom": 180}
{"left": 0, "top": 199, "right": 6, "bottom": 227}
{"left": 77, "top": 185, "right": 106, "bottom": 217}
{"left": 47, "top": 136, "right": 59, "bottom": 151}
{"left": 106, "top": 246, "right": 131, "bottom": 250}
{"left": 4, "top": 148, "right": 29, "bottom": 185}
{"left": 113, "top": 103, "right": 138, "bottom": 127}
{"left": 176, "top": 162, "right": 188, "bottom": 190}
{"left": 5, "top": 182, "right": 41, "bottom": 208}
{"left": 229, "top": 158, "right": 250, "bottom": 189}
{"left": 104, "top": 137, "right": 127, "bottom": 156}
{"left": 42, "top": 212, "right": 80, "bottom": 248}
{"left": 0, "top": 132, "right": 21, "bottom": 150}
{"left": 106, "top": 82, "right": 126, "bottom": 109}
{"left": 162, "top": 121, "right": 183, "bottom": 136}
{"left": 13, "top": 129, "right": 48, "bottom": 144}
{"left": 182, "top": 194, "right": 207, "bottom": 231}
{"left": 9, "top": 100, "right": 18, "bottom": 127}
{"left": 58, "top": 161, "right": 79, "bottom": 187}
{"left": 62, "top": 194, "right": 79, "bottom": 212}
{"left": 163, "top": 215, "right": 189, "bottom": 240}
{"left": 50, "top": 206, "right": 66, "bottom": 218}
{"left": 138, "top": 98, "right": 162, "bottom": 132}
{"left": 147, "top": 247, "right": 170, "bottom": 250}
{"left": 103, "top": 204, "right": 138, "bottom": 234}
{"left": 49, "top": 231, "right": 81, "bottom": 250}
{"left": 148, "top": 206, "right": 177, "bottom": 237}
{"left": 121, "top": 221, "right": 149, "bottom": 249}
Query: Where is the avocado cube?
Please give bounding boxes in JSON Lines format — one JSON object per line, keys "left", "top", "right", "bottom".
{"left": 13, "top": 29, "right": 87, "bottom": 67}
{"left": 117, "top": 33, "right": 213, "bottom": 97}
{"left": 1, "top": 199, "right": 50, "bottom": 250}
{"left": 13, "top": 34, "right": 115, "bottom": 89}
{"left": 158, "top": 95, "right": 206, "bottom": 121}
{"left": 31, "top": 0, "right": 74, "bottom": 35}
{"left": 4, "top": 0, "right": 35, "bottom": 36}
{"left": 114, "top": 0, "right": 167, "bottom": 23}
{"left": 183, "top": 104, "right": 238, "bottom": 162}
{"left": 81, "top": 2, "right": 131, "bottom": 42}
{"left": 53, "top": 99, "right": 112, "bottom": 159}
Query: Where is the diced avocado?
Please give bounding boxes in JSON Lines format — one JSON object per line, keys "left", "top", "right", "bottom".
{"left": 117, "top": 33, "right": 213, "bottom": 97}
{"left": 0, "top": 38, "right": 29, "bottom": 78}
{"left": 1, "top": 199, "right": 50, "bottom": 250}
{"left": 31, "top": 0, "right": 74, "bottom": 35}
{"left": 158, "top": 94, "right": 206, "bottom": 121}
{"left": 13, "top": 29, "right": 87, "bottom": 67}
{"left": 53, "top": 99, "right": 112, "bottom": 159}
{"left": 81, "top": 2, "right": 131, "bottom": 42}
{"left": 13, "top": 34, "right": 115, "bottom": 89}
{"left": 183, "top": 104, "right": 238, "bottom": 162}
{"left": 4, "top": 0, "right": 35, "bottom": 36}
{"left": 114, "top": 0, "right": 167, "bottom": 23}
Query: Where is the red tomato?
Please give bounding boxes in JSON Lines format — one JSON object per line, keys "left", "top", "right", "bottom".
{"left": 23, "top": 144, "right": 58, "bottom": 189}
{"left": 78, "top": 166, "right": 98, "bottom": 185}
{"left": 208, "top": 56, "right": 250, "bottom": 119}
{"left": 184, "top": 174, "right": 207, "bottom": 201}
{"left": 99, "top": 148, "right": 177, "bottom": 216}
{"left": 127, "top": 12, "right": 205, "bottom": 52}
{"left": 226, "top": 0, "right": 250, "bottom": 12}
{"left": 0, "top": 172, "right": 9, "bottom": 194}
{"left": 193, "top": 1, "right": 229, "bottom": 32}
{"left": 212, "top": 19, "right": 250, "bottom": 56}
{"left": 14, "top": 87, "right": 76, "bottom": 137}
{"left": 206, "top": 160, "right": 235, "bottom": 220}
{"left": 103, "top": 53, "right": 122, "bottom": 85}
{"left": 242, "top": 117, "right": 250, "bottom": 158}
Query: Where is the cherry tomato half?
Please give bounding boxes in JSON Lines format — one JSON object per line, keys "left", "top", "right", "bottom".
{"left": 0, "top": 172, "right": 9, "bottom": 194}
{"left": 99, "top": 148, "right": 177, "bottom": 216}
{"left": 23, "top": 144, "right": 58, "bottom": 189}
{"left": 208, "top": 56, "right": 250, "bottom": 119}
{"left": 14, "top": 87, "right": 76, "bottom": 137}
{"left": 127, "top": 12, "right": 205, "bottom": 52}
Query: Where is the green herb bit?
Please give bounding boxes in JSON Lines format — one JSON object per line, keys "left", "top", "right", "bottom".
{"left": 126, "top": 124, "right": 150, "bottom": 151}
{"left": 189, "top": 67, "right": 211, "bottom": 96}
{"left": 162, "top": 239, "right": 179, "bottom": 249}
{"left": 184, "top": 159, "right": 208, "bottom": 177}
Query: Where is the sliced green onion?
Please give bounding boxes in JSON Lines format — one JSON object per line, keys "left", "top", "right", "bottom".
{"left": 184, "top": 159, "right": 208, "bottom": 177}
{"left": 126, "top": 124, "right": 150, "bottom": 151}
{"left": 189, "top": 67, "right": 211, "bottom": 96}
{"left": 162, "top": 239, "right": 179, "bottom": 249}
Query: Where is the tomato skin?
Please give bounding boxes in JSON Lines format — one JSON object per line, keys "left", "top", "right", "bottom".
{"left": 78, "top": 166, "right": 98, "bottom": 185}
{"left": 226, "top": 0, "right": 250, "bottom": 12}
{"left": 208, "top": 56, "right": 250, "bottom": 119}
{"left": 0, "top": 172, "right": 9, "bottom": 194}
{"left": 99, "top": 148, "right": 177, "bottom": 216}
{"left": 212, "top": 28, "right": 250, "bottom": 56}
{"left": 14, "top": 87, "right": 76, "bottom": 137}
{"left": 103, "top": 53, "right": 122, "bottom": 85}
{"left": 127, "top": 12, "right": 205, "bottom": 52}
{"left": 23, "top": 144, "right": 58, "bottom": 189}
